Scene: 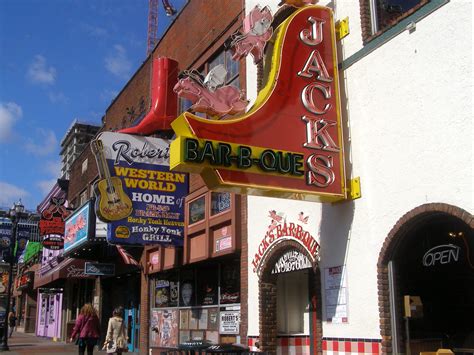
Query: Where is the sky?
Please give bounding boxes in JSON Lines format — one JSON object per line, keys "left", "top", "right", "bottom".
{"left": 0, "top": 0, "right": 187, "bottom": 211}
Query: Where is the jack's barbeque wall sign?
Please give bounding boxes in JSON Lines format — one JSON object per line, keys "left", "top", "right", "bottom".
{"left": 170, "top": 5, "right": 346, "bottom": 202}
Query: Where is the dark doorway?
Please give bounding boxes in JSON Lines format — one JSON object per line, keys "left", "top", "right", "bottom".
{"left": 391, "top": 214, "right": 474, "bottom": 353}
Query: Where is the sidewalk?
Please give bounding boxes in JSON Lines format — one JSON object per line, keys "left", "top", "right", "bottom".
{"left": 3, "top": 332, "right": 140, "bottom": 354}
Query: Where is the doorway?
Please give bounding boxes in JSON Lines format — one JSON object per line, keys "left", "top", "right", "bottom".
{"left": 379, "top": 204, "right": 473, "bottom": 354}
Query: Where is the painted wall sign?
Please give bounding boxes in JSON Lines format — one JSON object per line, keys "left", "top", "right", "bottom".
{"left": 84, "top": 262, "right": 115, "bottom": 276}
{"left": 92, "top": 132, "right": 188, "bottom": 246}
{"left": 251, "top": 210, "right": 320, "bottom": 275}
{"left": 422, "top": 244, "right": 460, "bottom": 267}
{"left": 170, "top": 5, "right": 345, "bottom": 202}
{"left": 64, "top": 201, "right": 96, "bottom": 254}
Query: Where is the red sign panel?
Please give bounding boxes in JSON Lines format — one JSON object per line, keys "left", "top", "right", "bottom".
{"left": 171, "top": 6, "right": 345, "bottom": 202}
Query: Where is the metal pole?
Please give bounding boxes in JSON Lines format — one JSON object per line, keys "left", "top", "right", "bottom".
{"left": 0, "top": 218, "right": 17, "bottom": 351}
{"left": 404, "top": 317, "right": 411, "bottom": 355}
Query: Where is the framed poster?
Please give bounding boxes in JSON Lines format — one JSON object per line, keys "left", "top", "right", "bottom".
{"left": 189, "top": 311, "right": 198, "bottom": 330}
{"left": 180, "top": 309, "right": 189, "bottom": 329}
{"left": 206, "top": 330, "right": 219, "bottom": 344}
{"left": 207, "top": 308, "right": 219, "bottom": 331}
{"left": 198, "top": 309, "right": 208, "bottom": 330}
{"left": 179, "top": 330, "right": 190, "bottom": 343}
{"left": 191, "top": 330, "right": 204, "bottom": 341}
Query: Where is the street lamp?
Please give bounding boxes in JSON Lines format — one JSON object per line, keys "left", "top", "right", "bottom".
{"left": 0, "top": 200, "right": 31, "bottom": 351}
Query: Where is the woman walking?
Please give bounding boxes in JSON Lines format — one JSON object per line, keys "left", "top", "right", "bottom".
{"left": 104, "top": 306, "right": 128, "bottom": 354}
{"left": 69, "top": 303, "right": 101, "bottom": 355}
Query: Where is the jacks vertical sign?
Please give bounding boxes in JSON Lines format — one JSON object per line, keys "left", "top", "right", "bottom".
{"left": 170, "top": 5, "right": 346, "bottom": 202}
{"left": 92, "top": 132, "right": 188, "bottom": 246}
{"left": 39, "top": 197, "right": 70, "bottom": 250}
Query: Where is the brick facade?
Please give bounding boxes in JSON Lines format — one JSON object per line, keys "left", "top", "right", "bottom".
{"left": 377, "top": 203, "right": 474, "bottom": 354}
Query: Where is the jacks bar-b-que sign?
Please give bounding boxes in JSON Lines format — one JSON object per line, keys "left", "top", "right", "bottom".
{"left": 170, "top": 5, "right": 345, "bottom": 202}
{"left": 92, "top": 132, "right": 188, "bottom": 246}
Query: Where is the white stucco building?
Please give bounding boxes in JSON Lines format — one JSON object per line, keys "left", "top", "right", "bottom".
{"left": 244, "top": 1, "right": 472, "bottom": 354}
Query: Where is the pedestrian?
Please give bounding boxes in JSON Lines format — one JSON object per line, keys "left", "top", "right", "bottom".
{"left": 69, "top": 303, "right": 101, "bottom": 355}
{"left": 7, "top": 311, "right": 16, "bottom": 338}
{"left": 103, "top": 306, "right": 128, "bottom": 354}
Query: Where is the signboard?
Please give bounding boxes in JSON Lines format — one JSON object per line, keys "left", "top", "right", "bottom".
{"left": 170, "top": 5, "right": 346, "bottom": 203}
{"left": 16, "top": 271, "right": 34, "bottom": 290}
{"left": 84, "top": 262, "right": 115, "bottom": 276}
{"left": 64, "top": 201, "right": 96, "bottom": 254}
{"left": 324, "top": 265, "right": 348, "bottom": 323}
{"left": 251, "top": 210, "right": 319, "bottom": 275}
{"left": 150, "top": 308, "right": 179, "bottom": 348}
{"left": 271, "top": 249, "right": 312, "bottom": 274}
{"left": 92, "top": 132, "right": 188, "bottom": 246}
{"left": 39, "top": 197, "right": 70, "bottom": 250}
{"left": 219, "top": 311, "right": 240, "bottom": 334}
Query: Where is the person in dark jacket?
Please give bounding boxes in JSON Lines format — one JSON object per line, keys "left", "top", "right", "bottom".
{"left": 70, "top": 303, "right": 101, "bottom": 355}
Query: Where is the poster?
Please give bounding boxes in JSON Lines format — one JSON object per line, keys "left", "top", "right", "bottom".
{"left": 150, "top": 309, "right": 179, "bottom": 348}
{"left": 180, "top": 309, "right": 189, "bottom": 329}
{"left": 219, "top": 311, "right": 240, "bottom": 334}
{"left": 324, "top": 265, "right": 348, "bottom": 323}
{"left": 206, "top": 330, "right": 219, "bottom": 344}
{"left": 179, "top": 330, "right": 190, "bottom": 343}
{"left": 92, "top": 132, "right": 188, "bottom": 246}
{"left": 207, "top": 308, "right": 219, "bottom": 331}
{"left": 198, "top": 309, "right": 208, "bottom": 330}
{"left": 189, "top": 311, "right": 198, "bottom": 330}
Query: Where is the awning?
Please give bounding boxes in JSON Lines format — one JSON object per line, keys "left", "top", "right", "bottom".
{"left": 34, "top": 257, "right": 95, "bottom": 289}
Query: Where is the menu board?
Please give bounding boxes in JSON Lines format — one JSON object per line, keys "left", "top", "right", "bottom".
{"left": 324, "top": 265, "right": 348, "bottom": 323}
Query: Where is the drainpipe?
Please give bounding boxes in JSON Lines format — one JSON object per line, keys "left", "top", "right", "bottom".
{"left": 119, "top": 57, "right": 178, "bottom": 135}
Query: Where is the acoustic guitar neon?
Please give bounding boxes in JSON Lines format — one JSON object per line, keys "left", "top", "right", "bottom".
{"left": 92, "top": 139, "right": 133, "bottom": 222}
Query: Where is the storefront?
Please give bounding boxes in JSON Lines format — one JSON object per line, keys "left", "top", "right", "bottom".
{"left": 14, "top": 268, "right": 37, "bottom": 333}
{"left": 34, "top": 255, "right": 95, "bottom": 340}
{"left": 147, "top": 191, "right": 242, "bottom": 353}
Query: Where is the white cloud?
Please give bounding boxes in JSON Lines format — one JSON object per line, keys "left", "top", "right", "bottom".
{"left": 80, "top": 23, "right": 108, "bottom": 38}
{"left": 0, "top": 102, "right": 22, "bottom": 143}
{"left": 104, "top": 45, "right": 132, "bottom": 79}
{"left": 48, "top": 91, "right": 69, "bottom": 104}
{"left": 36, "top": 179, "right": 57, "bottom": 195}
{"left": 24, "top": 128, "right": 58, "bottom": 156}
{"left": 0, "top": 181, "right": 29, "bottom": 208}
{"left": 27, "top": 55, "right": 56, "bottom": 85}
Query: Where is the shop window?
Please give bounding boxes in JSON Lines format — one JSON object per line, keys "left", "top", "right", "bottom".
{"left": 197, "top": 266, "right": 218, "bottom": 306}
{"left": 153, "top": 273, "right": 179, "bottom": 308}
{"left": 189, "top": 196, "right": 205, "bottom": 225}
{"left": 180, "top": 269, "right": 196, "bottom": 307}
{"left": 220, "top": 261, "right": 240, "bottom": 304}
{"left": 277, "top": 270, "right": 309, "bottom": 334}
{"left": 210, "top": 192, "right": 231, "bottom": 216}
{"left": 365, "top": 0, "right": 426, "bottom": 39}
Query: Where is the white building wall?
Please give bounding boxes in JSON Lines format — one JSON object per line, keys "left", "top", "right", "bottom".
{"left": 245, "top": 0, "right": 472, "bottom": 340}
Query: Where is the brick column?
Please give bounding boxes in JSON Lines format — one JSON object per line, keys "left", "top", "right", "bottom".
{"left": 139, "top": 255, "right": 150, "bottom": 354}
{"left": 259, "top": 282, "right": 277, "bottom": 354}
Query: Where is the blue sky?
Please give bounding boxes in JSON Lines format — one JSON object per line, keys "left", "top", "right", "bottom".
{"left": 0, "top": 0, "right": 186, "bottom": 211}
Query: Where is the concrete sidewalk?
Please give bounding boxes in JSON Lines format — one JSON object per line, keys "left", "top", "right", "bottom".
{"left": 3, "top": 331, "right": 140, "bottom": 354}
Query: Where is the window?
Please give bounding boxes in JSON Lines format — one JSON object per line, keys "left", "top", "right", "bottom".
{"left": 79, "top": 189, "right": 88, "bottom": 206}
{"left": 366, "top": 0, "right": 426, "bottom": 38}
{"left": 210, "top": 192, "right": 231, "bottom": 216}
{"left": 81, "top": 158, "right": 88, "bottom": 174}
{"left": 189, "top": 196, "right": 205, "bottom": 224}
{"left": 277, "top": 270, "right": 309, "bottom": 334}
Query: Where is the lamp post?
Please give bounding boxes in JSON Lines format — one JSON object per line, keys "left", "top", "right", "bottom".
{"left": 0, "top": 200, "right": 30, "bottom": 352}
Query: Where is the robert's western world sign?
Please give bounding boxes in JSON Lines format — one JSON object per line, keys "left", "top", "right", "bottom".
{"left": 92, "top": 132, "right": 188, "bottom": 246}
{"left": 170, "top": 5, "right": 346, "bottom": 202}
